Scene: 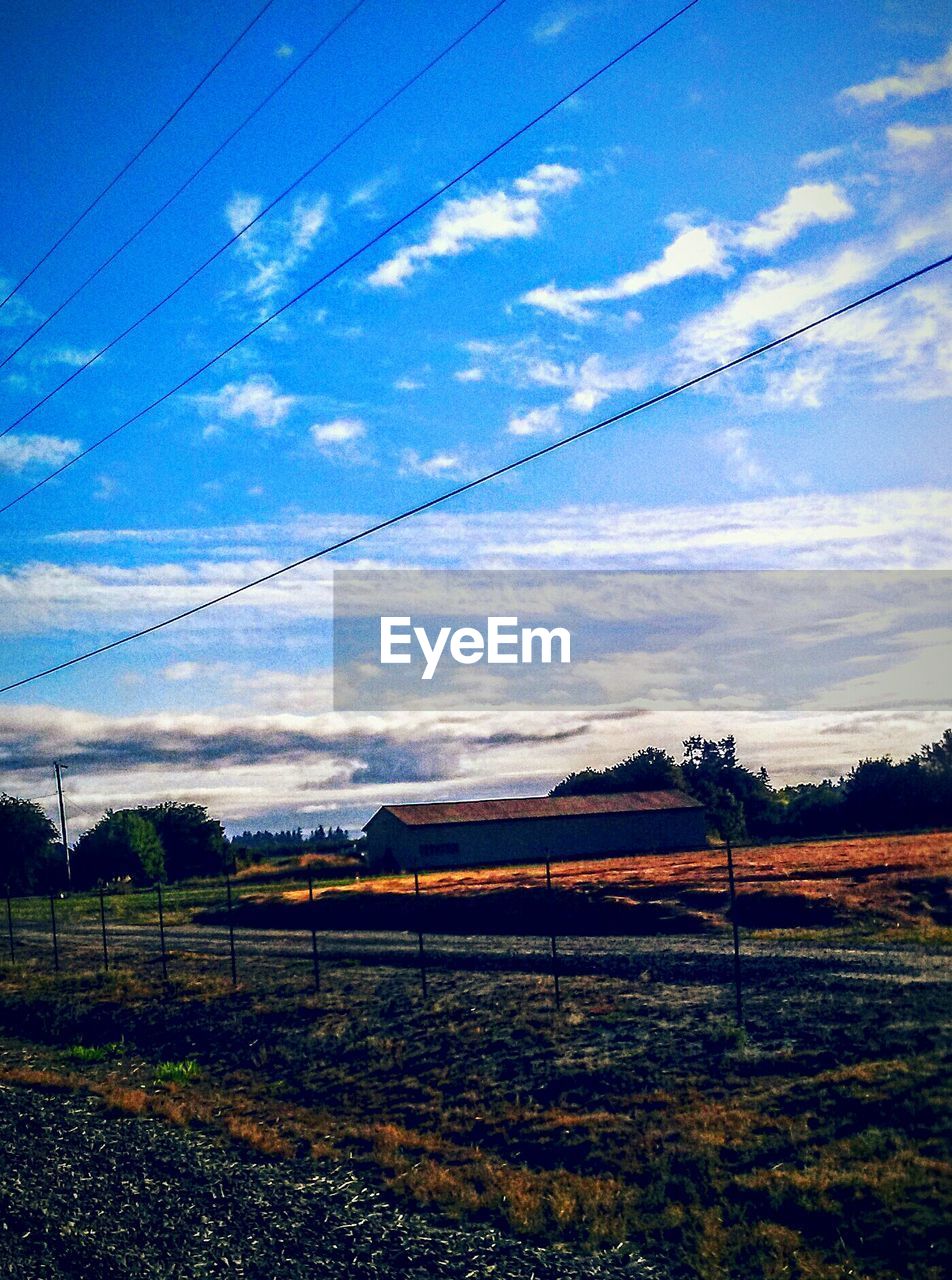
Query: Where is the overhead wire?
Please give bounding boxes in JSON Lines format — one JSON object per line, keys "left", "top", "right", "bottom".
{"left": 0, "top": 0, "right": 278, "bottom": 311}
{"left": 2, "top": 248, "right": 948, "bottom": 695}
{"left": 0, "top": 0, "right": 372, "bottom": 372}
{"left": 0, "top": 0, "right": 511, "bottom": 442}
{"left": 0, "top": 0, "right": 702, "bottom": 512}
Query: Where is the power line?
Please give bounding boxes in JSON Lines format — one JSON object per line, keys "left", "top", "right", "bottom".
{"left": 0, "top": 0, "right": 372, "bottom": 372}
{"left": 0, "top": 0, "right": 512, "bottom": 444}
{"left": 2, "top": 249, "right": 948, "bottom": 695}
{"left": 0, "top": 0, "right": 701, "bottom": 509}
{"left": 0, "top": 0, "right": 278, "bottom": 312}
{"left": 0, "top": 0, "right": 524, "bottom": 449}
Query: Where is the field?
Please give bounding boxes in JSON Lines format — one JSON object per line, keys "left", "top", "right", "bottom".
{"left": 223, "top": 830, "right": 952, "bottom": 936}
{"left": 0, "top": 831, "right": 949, "bottom": 1279}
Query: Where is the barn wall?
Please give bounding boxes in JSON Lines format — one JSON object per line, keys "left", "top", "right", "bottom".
{"left": 365, "top": 806, "right": 706, "bottom": 870}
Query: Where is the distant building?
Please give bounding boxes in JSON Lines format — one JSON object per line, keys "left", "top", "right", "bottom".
{"left": 363, "top": 790, "right": 706, "bottom": 871}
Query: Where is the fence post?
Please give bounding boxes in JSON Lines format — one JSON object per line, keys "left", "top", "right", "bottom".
{"left": 156, "top": 881, "right": 168, "bottom": 981}
{"left": 49, "top": 893, "right": 60, "bottom": 973}
{"left": 725, "top": 838, "right": 743, "bottom": 1027}
{"left": 545, "top": 854, "right": 561, "bottom": 1010}
{"left": 225, "top": 872, "right": 238, "bottom": 987}
{"left": 98, "top": 885, "right": 109, "bottom": 971}
{"left": 413, "top": 869, "right": 428, "bottom": 998}
{"left": 307, "top": 873, "right": 321, "bottom": 993}
{"left": 5, "top": 890, "right": 14, "bottom": 965}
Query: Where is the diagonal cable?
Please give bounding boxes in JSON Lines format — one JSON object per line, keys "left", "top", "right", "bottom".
{"left": 0, "top": 0, "right": 702, "bottom": 508}
{"left": 0, "top": 0, "right": 278, "bottom": 310}
{"left": 2, "top": 249, "right": 948, "bottom": 694}
{"left": 0, "top": 0, "right": 512, "bottom": 441}
{"left": 0, "top": 0, "right": 372, "bottom": 371}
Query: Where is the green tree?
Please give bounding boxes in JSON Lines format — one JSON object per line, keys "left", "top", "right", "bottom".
{"left": 136, "top": 802, "right": 226, "bottom": 881}
{"left": 551, "top": 746, "right": 684, "bottom": 797}
{"left": 0, "top": 794, "right": 63, "bottom": 895}
{"left": 778, "top": 779, "right": 847, "bottom": 837}
{"left": 680, "top": 735, "right": 780, "bottom": 840}
{"left": 912, "top": 729, "right": 952, "bottom": 826}
{"left": 72, "top": 810, "right": 165, "bottom": 888}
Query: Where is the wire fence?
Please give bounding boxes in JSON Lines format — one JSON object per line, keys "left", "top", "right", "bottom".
{"left": 3, "top": 837, "right": 949, "bottom": 1028}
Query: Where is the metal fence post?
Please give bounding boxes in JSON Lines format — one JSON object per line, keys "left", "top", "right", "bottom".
{"left": 545, "top": 855, "right": 561, "bottom": 1010}
{"left": 307, "top": 873, "right": 321, "bottom": 993}
{"left": 156, "top": 881, "right": 168, "bottom": 981}
{"left": 725, "top": 838, "right": 744, "bottom": 1027}
{"left": 49, "top": 893, "right": 60, "bottom": 973}
{"left": 98, "top": 885, "right": 109, "bottom": 971}
{"left": 225, "top": 872, "right": 238, "bottom": 987}
{"left": 413, "top": 869, "right": 428, "bottom": 998}
{"left": 5, "top": 890, "right": 14, "bottom": 965}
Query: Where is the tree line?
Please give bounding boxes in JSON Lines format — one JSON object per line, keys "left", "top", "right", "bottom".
{"left": 0, "top": 800, "right": 359, "bottom": 897}
{"left": 551, "top": 729, "right": 952, "bottom": 841}
{"left": 231, "top": 826, "right": 351, "bottom": 859}
{"left": 0, "top": 800, "right": 228, "bottom": 896}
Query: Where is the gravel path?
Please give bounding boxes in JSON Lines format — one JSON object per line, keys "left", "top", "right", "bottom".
{"left": 0, "top": 1085, "right": 664, "bottom": 1280}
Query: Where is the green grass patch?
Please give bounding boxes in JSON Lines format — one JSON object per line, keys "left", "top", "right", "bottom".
{"left": 154, "top": 1058, "right": 200, "bottom": 1084}
{"left": 64, "top": 1040, "right": 124, "bottom": 1063}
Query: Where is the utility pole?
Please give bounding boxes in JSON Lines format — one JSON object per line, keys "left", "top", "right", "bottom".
{"left": 53, "top": 762, "right": 70, "bottom": 885}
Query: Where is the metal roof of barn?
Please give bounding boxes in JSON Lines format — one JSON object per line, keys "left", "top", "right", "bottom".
{"left": 364, "top": 790, "right": 702, "bottom": 829}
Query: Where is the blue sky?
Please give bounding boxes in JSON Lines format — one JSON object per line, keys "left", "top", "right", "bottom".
{"left": 1, "top": 0, "right": 950, "bottom": 833}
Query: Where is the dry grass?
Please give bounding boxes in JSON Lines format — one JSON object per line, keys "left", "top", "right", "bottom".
{"left": 244, "top": 830, "right": 952, "bottom": 936}
{"left": 0, "top": 875, "right": 949, "bottom": 1280}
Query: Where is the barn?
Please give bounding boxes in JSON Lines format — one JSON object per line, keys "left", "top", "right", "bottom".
{"left": 363, "top": 790, "right": 707, "bottom": 871}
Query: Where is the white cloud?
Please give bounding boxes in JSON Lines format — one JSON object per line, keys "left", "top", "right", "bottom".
{"left": 197, "top": 376, "right": 297, "bottom": 430}
{"left": 35, "top": 346, "right": 101, "bottom": 368}
{"left": 840, "top": 43, "right": 952, "bottom": 105}
{"left": 707, "top": 427, "right": 778, "bottom": 491}
{"left": 797, "top": 146, "right": 846, "bottom": 169}
{"left": 347, "top": 169, "right": 398, "bottom": 211}
{"left": 512, "top": 163, "right": 581, "bottom": 195}
{"left": 225, "top": 192, "right": 330, "bottom": 300}
{"left": 367, "top": 164, "right": 581, "bottom": 288}
{"left": 515, "top": 351, "right": 647, "bottom": 414}
{"left": 801, "top": 278, "right": 952, "bottom": 402}
{"left": 476, "top": 488, "right": 952, "bottom": 570}
{"left": 564, "top": 355, "right": 648, "bottom": 413}
{"left": 521, "top": 225, "right": 728, "bottom": 321}
{"left": 399, "top": 449, "right": 468, "bottom": 478}
{"left": 225, "top": 193, "right": 264, "bottom": 236}
{"left": 522, "top": 184, "right": 854, "bottom": 324}
{"left": 0, "top": 432, "right": 80, "bottom": 473}
{"left": 310, "top": 418, "right": 370, "bottom": 465}
{"left": 760, "top": 363, "right": 829, "bottom": 409}
{"left": 454, "top": 367, "right": 485, "bottom": 383}
{"left": 887, "top": 121, "right": 952, "bottom": 150}
{"left": 738, "top": 183, "right": 854, "bottom": 253}
{"left": 676, "top": 245, "right": 879, "bottom": 367}
{"left": 531, "top": 7, "right": 581, "bottom": 42}
{"left": 0, "top": 557, "right": 336, "bottom": 636}
{"left": 162, "top": 661, "right": 234, "bottom": 682}
{"left": 507, "top": 405, "right": 561, "bottom": 436}
{"left": 291, "top": 196, "right": 330, "bottom": 249}
{"left": 310, "top": 418, "right": 366, "bottom": 445}
{"left": 394, "top": 377, "right": 424, "bottom": 391}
